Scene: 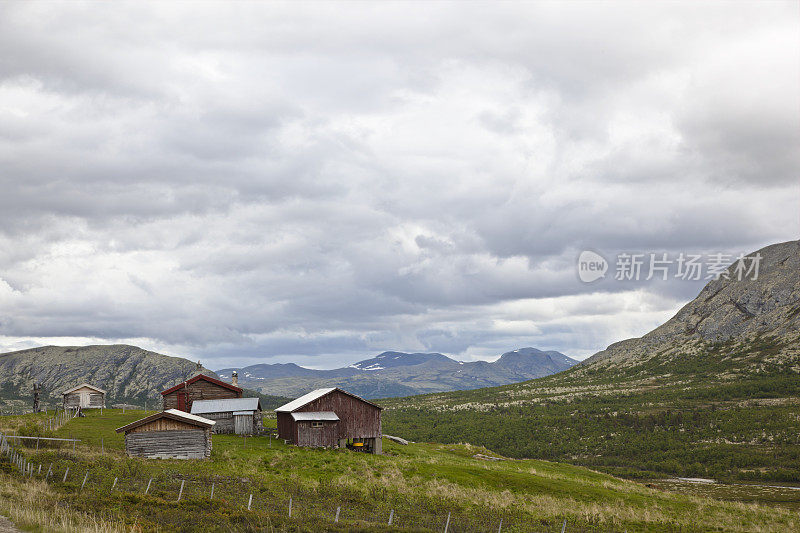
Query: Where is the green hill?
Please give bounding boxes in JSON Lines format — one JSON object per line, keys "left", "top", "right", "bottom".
{"left": 381, "top": 241, "right": 800, "bottom": 483}
{"left": 0, "top": 409, "right": 797, "bottom": 532}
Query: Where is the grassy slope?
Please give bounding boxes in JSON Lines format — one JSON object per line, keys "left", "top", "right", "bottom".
{"left": 381, "top": 336, "right": 800, "bottom": 484}
{"left": 0, "top": 410, "right": 795, "bottom": 532}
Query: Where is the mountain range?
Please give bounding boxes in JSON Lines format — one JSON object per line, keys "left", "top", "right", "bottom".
{"left": 0, "top": 344, "right": 577, "bottom": 408}
{"left": 216, "top": 347, "right": 578, "bottom": 398}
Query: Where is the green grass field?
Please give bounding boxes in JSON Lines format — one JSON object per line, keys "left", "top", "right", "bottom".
{"left": 0, "top": 409, "right": 798, "bottom": 532}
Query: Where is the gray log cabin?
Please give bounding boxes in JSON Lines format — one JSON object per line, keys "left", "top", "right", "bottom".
{"left": 62, "top": 383, "right": 106, "bottom": 409}
{"left": 115, "top": 409, "right": 215, "bottom": 459}
{"left": 190, "top": 398, "right": 263, "bottom": 435}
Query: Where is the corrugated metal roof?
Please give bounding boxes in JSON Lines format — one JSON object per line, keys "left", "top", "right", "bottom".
{"left": 190, "top": 397, "right": 261, "bottom": 414}
{"left": 275, "top": 388, "right": 336, "bottom": 412}
{"left": 291, "top": 411, "right": 340, "bottom": 421}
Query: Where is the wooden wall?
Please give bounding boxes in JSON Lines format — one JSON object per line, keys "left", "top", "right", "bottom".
{"left": 124, "top": 428, "right": 212, "bottom": 459}
{"left": 278, "top": 390, "right": 381, "bottom": 450}
{"left": 162, "top": 379, "right": 241, "bottom": 411}
{"left": 298, "top": 390, "right": 381, "bottom": 440}
{"left": 201, "top": 411, "right": 262, "bottom": 434}
{"left": 63, "top": 388, "right": 105, "bottom": 409}
{"left": 295, "top": 420, "right": 338, "bottom": 447}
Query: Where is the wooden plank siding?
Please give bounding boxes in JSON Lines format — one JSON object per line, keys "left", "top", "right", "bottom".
{"left": 162, "top": 378, "right": 241, "bottom": 412}
{"left": 200, "top": 411, "right": 262, "bottom": 434}
{"left": 294, "top": 420, "right": 339, "bottom": 447}
{"left": 124, "top": 429, "right": 212, "bottom": 459}
{"left": 295, "top": 390, "right": 381, "bottom": 440}
{"left": 63, "top": 386, "right": 105, "bottom": 409}
{"left": 277, "top": 389, "right": 381, "bottom": 451}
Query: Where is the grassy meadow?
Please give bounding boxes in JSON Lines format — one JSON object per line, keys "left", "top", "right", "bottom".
{"left": 0, "top": 409, "right": 798, "bottom": 532}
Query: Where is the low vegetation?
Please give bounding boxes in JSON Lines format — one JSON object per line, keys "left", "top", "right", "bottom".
{"left": 0, "top": 409, "right": 797, "bottom": 532}
{"left": 381, "top": 337, "right": 800, "bottom": 483}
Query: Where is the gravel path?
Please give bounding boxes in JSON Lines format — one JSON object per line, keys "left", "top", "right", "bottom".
{"left": 0, "top": 516, "right": 21, "bottom": 533}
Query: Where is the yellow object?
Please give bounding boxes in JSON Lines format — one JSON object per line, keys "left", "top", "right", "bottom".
{"left": 352, "top": 442, "right": 364, "bottom": 447}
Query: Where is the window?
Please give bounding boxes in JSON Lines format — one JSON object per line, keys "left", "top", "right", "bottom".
{"left": 311, "top": 421, "right": 323, "bottom": 428}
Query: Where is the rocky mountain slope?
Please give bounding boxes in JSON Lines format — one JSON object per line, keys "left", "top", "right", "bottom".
{"left": 0, "top": 344, "right": 286, "bottom": 410}
{"left": 382, "top": 240, "right": 800, "bottom": 482}
{"left": 217, "top": 347, "right": 578, "bottom": 398}
{"left": 583, "top": 240, "right": 800, "bottom": 367}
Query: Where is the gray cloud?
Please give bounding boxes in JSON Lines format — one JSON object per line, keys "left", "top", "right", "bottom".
{"left": 0, "top": 2, "right": 797, "bottom": 367}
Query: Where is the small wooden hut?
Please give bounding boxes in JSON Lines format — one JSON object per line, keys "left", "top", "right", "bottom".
{"left": 161, "top": 374, "right": 242, "bottom": 412}
{"left": 190, "top": 398, "right": 263, "bottom": 435}
{"left": 115, "top": 409, "right": 215, "bottom": 459}
{"left": 276, "top": 388, "right": 382, "bottom": 453}
{"left": 62, "top": 383, "right": 106, "bottom": 409}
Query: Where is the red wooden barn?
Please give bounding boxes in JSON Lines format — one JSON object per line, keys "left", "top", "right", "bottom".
{"left": 161, "top": 374, "right": 242, "bottom": 412}
{"left": 275, "top": 388, "right": 382, "bottom": 453}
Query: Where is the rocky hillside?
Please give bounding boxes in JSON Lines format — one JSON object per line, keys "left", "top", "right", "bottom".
{"left": 0, "top": 344, "right": 286, "bottom": 410}
{"left": 584, "top": 240, "right": 800, "bottom": 367}
{"left": 218, "top": 347, "right": 578, "bottom": 398}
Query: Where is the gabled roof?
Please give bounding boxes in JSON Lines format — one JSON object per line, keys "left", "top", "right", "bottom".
{"left": 160, "top": 373, "right": 242, "bottom": 396}
{"left": 62, "top": 383, "right": 106, "bottom": 395}
{"left": 190, "top": 398, "right": 262, "bottom": 414}
{"left": 115, "top": 409, "right": 215, "bottom": 433}
{"left": 275, "top": 387, "right": 382, "bottom": 412}
{"left": 291, "top": 411, "right": 339, "bottom": 421}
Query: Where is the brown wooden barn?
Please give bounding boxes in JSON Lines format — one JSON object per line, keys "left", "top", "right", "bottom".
{"left": 115, "top": 409, "right": 215, "bottom": 459}
{"left": 62, "top": 383, "right": 106, "bottom": 409}
{"left": 275, "top": 388, "right": 382, "bottom": 453}
{"left": 161, "top": 374, "right": 242, "bottom": 412}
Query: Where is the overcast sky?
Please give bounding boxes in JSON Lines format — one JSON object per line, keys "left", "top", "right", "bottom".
{"left": 0, "top": 2, "right": 797, "bottom": 369}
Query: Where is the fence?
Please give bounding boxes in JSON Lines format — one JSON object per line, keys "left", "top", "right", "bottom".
{"left": 0, "top": 431, "right": 579, "bottom": 532}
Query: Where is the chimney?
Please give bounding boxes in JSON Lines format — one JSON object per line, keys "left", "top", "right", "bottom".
{"left": 231, "top": 371, "right": 238, "bottom": 387}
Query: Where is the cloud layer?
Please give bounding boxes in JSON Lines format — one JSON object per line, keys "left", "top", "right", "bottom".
{"left": 0, "top": 2, "right": 797, "bottom": 367}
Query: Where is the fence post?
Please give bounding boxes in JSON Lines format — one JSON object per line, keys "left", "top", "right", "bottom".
{"left": 248, "top": 494, "right": 253, "bottom": 511}
{"left": 288, "top": 496, "right": 292, "bottom": 517}
{"left": 444, "top": 511, "right": 451, "bottom": 533}
{"left": 81, "top": 472, "right": 89, "bottom": 491}
{"left": 178, "top": 480, "right": 185, "bottom": 501}
{"left": 498, "top": 518, "right": 502, "bottom": 532}
{"left": 335, "top": 506, "right": 340, "bottom": 523}
{"left": 101, "top": 438, "right": 104, "bottom": 453}
{"left": 388, "top": 509, "right": 394, "bottom": 526}
{"left": 46, "top": 463, "right": 52, "bottom": 479}
{"left": 62, "top": 466, "right": 70, "bottom": 483}
{"left": 561, "top": 519, "right": 567, "bottom": 533}
{"left": 111, "top": 477, "right": 118, "bottom": 491}
{"left": 210, "top": 483, "right": 214, "bottom": 500}
{"left": 145, "top": 478, "right": 152, "bottom": 495}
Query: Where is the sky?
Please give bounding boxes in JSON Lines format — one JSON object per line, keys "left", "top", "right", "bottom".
{"left": 0, "top": 1, "right": 797, "bottom": 369}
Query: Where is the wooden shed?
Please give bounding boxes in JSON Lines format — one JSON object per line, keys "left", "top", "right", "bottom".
{"left": 276, "top": 388, "right": 382, "bottom": 453}
{"left": 62, "top": 383, "right": 106, "bottom": 410}
{"left": 115, "top": 409, "right": 215, "bottom": 459}
{"left": 190, "top": 398, "right": 263, "bottom": 435}
{"left": 161, "top": 374, "right": 242, "bottom": 412}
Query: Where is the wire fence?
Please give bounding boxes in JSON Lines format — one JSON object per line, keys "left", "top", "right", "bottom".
{"left": 0, "top": 431, "right": 582, "bottom": 532}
